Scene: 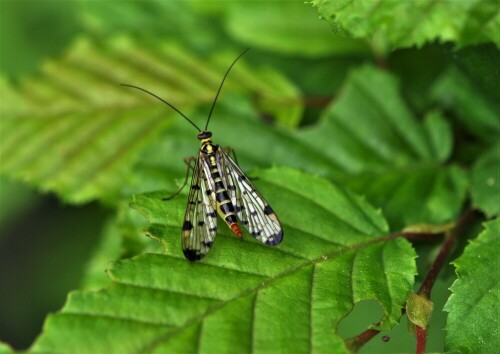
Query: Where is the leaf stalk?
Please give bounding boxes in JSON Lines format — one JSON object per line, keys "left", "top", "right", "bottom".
{"left": 345, "top": 209, "right": 478, "bottom": 353}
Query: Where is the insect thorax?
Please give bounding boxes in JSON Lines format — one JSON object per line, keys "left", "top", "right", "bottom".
{"left": 200, "top": 140, "right": 219, "bottom": 155}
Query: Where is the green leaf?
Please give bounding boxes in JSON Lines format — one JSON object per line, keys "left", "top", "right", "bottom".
{"left": 2, "top": 34, "right": 468, "bottom": 231}
{"left": 0, "top": 342, "right": 13, "bottom": 354}
{"left": 79, "top": 217, "right": 128, "bottom": 290}
{"left": 301, "top": 66, "right": 441, "bottom": 167}
{"left": 80, "top": 199, "right": 164, "bottom": 290}
{"left": 444, "top": 218, "right": 500, "bottom": 353}
{"left": 387, "top": 44, "right": 450, "bottom": 112}
{"left": 30, "top": 168, "right": 417, "bottom": 353}
{"left": 347, "top": 166, "right": 468, "bottom": 231}
{"left": 451, "top": 43, "right": 500, "bottom": 105}
{"left": 224, "top": 1, "right": 369, "bottom": 57}
{"left": 0, "top": 37, "right": 302, "bottom": 204}
{"left": 431, "top": 66, "right": 500, "bottom": 142}
{"left": 310, "top": 0, "right": 500, "bottom": 50}
{"left": 423, "top": 110, "right": 453, "bottom": 163}
{"left": 471, "top": 143, "right": 500, "bottom": 217}
{"left": 299, "top": 66, "right": 468, "bottom": 229}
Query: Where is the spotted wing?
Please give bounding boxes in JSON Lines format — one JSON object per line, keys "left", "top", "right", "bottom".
{"left": 182, "top": 155, "right": 217, "bottom": 261}
{"left": 218, "top": 149, "right": 283, "bottom": 246}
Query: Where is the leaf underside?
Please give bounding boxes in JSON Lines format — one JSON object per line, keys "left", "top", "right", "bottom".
{"left": 0, "top": 37, "right": 302, "bottom": 204}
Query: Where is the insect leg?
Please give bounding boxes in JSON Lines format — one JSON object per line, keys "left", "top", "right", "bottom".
{"left": 162, "top": 157, "right": 197, "bottom": 201}
{"left": 223, "top": 146, "right": 259, "bottom": 181}
{"left": 223, "top": 146, "right": 239, "bottom": 165}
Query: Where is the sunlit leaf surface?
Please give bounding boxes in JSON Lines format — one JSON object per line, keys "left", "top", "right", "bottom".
{"left": 30, "top": 168, "right": 417, "bottom": 353}
{"left": 311, "top": 0, "right": 500, "bottom": 50}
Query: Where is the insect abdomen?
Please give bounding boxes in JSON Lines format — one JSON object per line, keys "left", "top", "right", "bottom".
{"left": 207, "top": 149, "right": 243, "bottom": 237}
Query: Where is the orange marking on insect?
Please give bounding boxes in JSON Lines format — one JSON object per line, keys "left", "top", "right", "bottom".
{"left": 230, "top": 223, "right": 243, "bottom": 238}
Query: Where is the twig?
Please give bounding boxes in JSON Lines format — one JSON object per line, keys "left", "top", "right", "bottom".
{"left": 398, "top": 231, "right": 446, "bottom": 242}
{"left": 414, "top": 209, "right": 477, "bottom": 353}
{"left": 417, "top": 210, "right": 475, "bottom": 298}
{"left": 345, "top": 210, "right": 477, "bottom": 353}
{"left": 345, "top": 322, "right": 381, "bottom": 352}
{"left": 415, "top": 326, "right": 426, "bottom": 354}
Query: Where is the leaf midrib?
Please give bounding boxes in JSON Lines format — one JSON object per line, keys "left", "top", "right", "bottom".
{"left": 135, "top": 233, "right": 398, "bottom": 353}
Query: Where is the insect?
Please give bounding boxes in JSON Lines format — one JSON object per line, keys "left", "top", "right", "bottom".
{"left": 122, "top": 49, "right": 283, "bottom": 261}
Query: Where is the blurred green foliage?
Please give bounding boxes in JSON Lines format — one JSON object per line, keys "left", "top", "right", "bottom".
{"left": 0, "top": 0, "right": 498, "bottom": 353}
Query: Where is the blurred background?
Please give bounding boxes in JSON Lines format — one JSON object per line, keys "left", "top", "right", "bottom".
{"left": 1, "top": 0, "right": 497, "bottom": 352}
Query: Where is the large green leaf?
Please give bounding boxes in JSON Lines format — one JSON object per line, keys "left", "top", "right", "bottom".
{"left": 80, "top": 197, "right": 167, "bottom": 290}
{"left": 134, "top": 82, "right": 467, "bottom": 232}
{"left": 444, "top": 218, "right": 500, "bottom": 353}
{"left": 0, "top": 342, "right": 13, "bottom": 354}
{"left": 451, "top": 44, "right": 500, "bottom": 105}
{"left": 431, "top": 64, "right": 500, "bottom": 142}
{"left": 298, "top": 66, "right": 468, "bottom": 229}
{"left": 223, "top": 1, "right": 369, "bottom": 57}
{"left": 310, "top": 0, "right": 500, "bottom": 50}
{"left": 470, "top": 144, "right": 500, "bottom": 217}
{"left": 79, "top": 0, "right": 369, "bottom": 57}
{"left": 30, "top": 168, "right": 417, "bottom": 353}
{"left": 2, "top": 35, "right": 467, "bottom": 230}
{"left": 0, "top": 37, "right": 302, "bottom": 204}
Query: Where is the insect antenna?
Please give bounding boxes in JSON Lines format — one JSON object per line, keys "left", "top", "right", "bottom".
{"left": 204, "top": 48, "right": 250, "bottom": 130}
{"left": 120, "top": 84, "right": 202, "bottom": 132}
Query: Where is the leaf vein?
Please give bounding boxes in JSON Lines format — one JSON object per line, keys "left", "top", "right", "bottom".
{"left": 141, "top": 234, "right": 398, "bottom": 352}
{"left": 112, "top": 281, "right": 223, "bottom": 302}
{"left": 263, "top": 178, "right": 376, "bottom": 236}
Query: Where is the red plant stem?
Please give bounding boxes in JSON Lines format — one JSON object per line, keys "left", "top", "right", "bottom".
{"left": 398, "top": 232, "right": 445, "bottom": 241}
{"left": 415, "top": 325, "right": 426, "bottom": 354}
{"left": 345, "top": 322, "right": 381, "bottom": 352}
{"left": 413, "top": 210, "right": 476, "bottom": 354}
{"left": 346, "top": 210, "right": 477, "bottom": 353}
{"left": 417, "top": 209, "right": 476, "bottom": 298}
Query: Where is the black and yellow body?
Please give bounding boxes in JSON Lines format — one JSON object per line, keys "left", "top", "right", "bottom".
{"left": 181, "top": 130, "right": 282, "bottom": 261}
{"left": 122, "top": 48, "right": 283, "bottom": 261}
{"left": 198, "top": 131, "right": 242, "bottom": 238}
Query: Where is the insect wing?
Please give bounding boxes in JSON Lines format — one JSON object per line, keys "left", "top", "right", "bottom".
{"left": 182, "top": 156, "right": 218, "bottom": 261}
{"left": 218, "top": 150, "right": 283, "bottom": 246}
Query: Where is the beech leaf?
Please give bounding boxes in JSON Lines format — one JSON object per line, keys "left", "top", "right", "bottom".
{"left": 30, "top": 168, "right": 417, "bottom": 353}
